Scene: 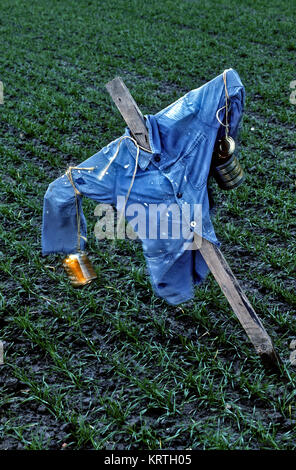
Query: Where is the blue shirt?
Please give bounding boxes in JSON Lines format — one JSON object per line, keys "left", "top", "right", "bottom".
{"left": 42, "top": 68, "right": 245, "bottom": 305}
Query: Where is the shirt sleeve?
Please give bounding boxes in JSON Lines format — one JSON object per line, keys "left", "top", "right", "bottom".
{"left": 41, "top": 143, "right": 118, "bottom": 255}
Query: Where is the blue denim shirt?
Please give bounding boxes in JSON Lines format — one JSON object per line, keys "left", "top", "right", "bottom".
{"left": 42, "top": 69, "right": 245, "bottom": 305}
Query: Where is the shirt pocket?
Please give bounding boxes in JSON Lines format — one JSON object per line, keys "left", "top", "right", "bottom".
{"left": 181, "top": 131, "right": 209, "bottom": 190}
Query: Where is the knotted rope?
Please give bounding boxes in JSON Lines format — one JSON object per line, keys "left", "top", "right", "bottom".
{"left": 216, "top": 70, "right": 230, "bottom": 136}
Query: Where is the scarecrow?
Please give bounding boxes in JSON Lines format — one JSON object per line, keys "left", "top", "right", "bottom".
{"left": 41, "top": 68, "right": 282, "bottom": 369}
{"left": 42, "top": 68, "right": 245, "bottom": 305}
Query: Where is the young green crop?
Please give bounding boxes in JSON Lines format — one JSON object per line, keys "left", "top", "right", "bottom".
{"left": 0, "top": 0, "right": 295, "bottom": 451}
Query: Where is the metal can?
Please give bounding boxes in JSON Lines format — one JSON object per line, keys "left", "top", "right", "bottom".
{"left": 217, "top": 136, "right": 236, "bottom": 158}
{"left": 62, "top": 252, "right": 97, "bottom": 287}
{"left": 213, "top": 153, "right": 245, "bottom": 190}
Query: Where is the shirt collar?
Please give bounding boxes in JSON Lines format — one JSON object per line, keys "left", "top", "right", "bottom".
{"left": 125, "top": 114, "right": 162, "bottom": 171}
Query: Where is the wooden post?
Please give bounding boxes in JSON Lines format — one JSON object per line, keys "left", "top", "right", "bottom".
{"left": 196, "top": 235, "right": 280, "bottom": 369}
{"left": 106, "top": 77, "right": 280, "bottom": 371}
{"left": 106, "top": 78, "right": 150, "bottom": 151}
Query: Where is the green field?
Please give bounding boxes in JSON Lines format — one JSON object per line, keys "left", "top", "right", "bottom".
{"left": 0, "top": 0, "right": 296, "bottom": 450}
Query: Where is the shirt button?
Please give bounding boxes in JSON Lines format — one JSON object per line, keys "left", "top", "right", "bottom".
{"left": 154, "top": 155, "right": 161, "bottom": 162}
{"left": 176, "top": 192, "right": 182, "bottom": 198}
{"left": 190, "top": 221, "right": 197, "bottom": 228}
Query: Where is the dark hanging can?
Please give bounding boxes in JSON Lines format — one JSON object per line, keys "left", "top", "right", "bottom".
{"left": 212, "top": 136, "right": 245, "bottom": 190}
{"left": 213, "top": 152, "right": 245, "bottom": 190}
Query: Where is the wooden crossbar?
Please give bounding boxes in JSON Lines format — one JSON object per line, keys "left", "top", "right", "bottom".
{"left": 106, "top": 76, "right": 281, "bottom": 371}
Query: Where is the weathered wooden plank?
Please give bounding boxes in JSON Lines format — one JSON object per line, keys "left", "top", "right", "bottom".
{"left": 106, "top": 77, "right": 151, "bottom": 151}
{"left": 196, "top": 235, "right": 280, "bottom": 369}
{"left": 105, "top": 76, "right": 280, "bottom": 370}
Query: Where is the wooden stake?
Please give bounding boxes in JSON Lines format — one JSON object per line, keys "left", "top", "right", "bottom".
{"left": 106, "top": 78, "right": 150, "bottom": 151}
{"left": 196, "top": 235, "right": 280, "bottom": 369}
{"left": 105, "top": 76, "right": 281, "bottom": 371}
